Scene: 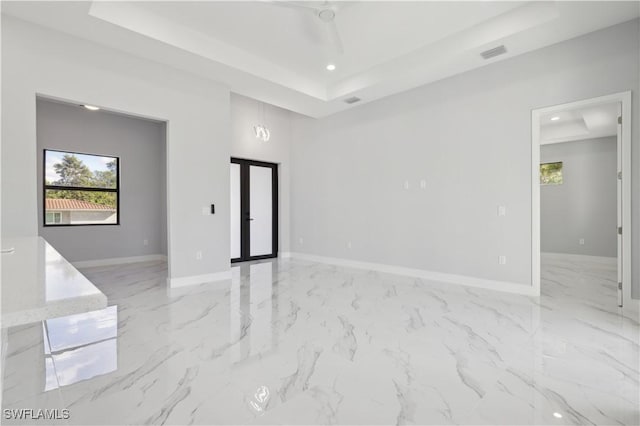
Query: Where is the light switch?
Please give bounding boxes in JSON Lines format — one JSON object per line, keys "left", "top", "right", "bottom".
{"left": 404, "top": 180, "right": 410, "bottom": 190}
{"left": 420, "top": 179, "right": 427, "bottom": 189}
{"left": 498, "top": 205, "right": 506, "bottom": 217}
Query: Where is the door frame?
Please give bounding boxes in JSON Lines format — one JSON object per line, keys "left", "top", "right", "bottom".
{"left": 231, "top": 157, "right": 278, "bottom": 263}
{"left": 531, "top": 91, "right": 631, "bottom": 306}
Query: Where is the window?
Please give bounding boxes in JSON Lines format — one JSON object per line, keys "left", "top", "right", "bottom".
{"left": 540, "top": 161, "right": 563, "bottom": 185}
{"left": 45, "top": 212, "right": 62, "bottom": 224}
{"left": 44, "top": 150, "right": 119, "bottom": 226}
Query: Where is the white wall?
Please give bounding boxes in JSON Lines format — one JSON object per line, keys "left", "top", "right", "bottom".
{"left": 3, "top": 15, "right": 639, "bottom": 297}
{"left": 37, "top": 98, "right": 167, "bottom": 262}
{"left": 230, "top": 93, "right": 300, "bottom": 254}
{"left": 291, "top": 20, "right": 639, "bottom": 294}
{"left": 541, "top": 137, "right": 617, "bottom": 258}
{"left": 2, "top": 16, "right": 231, "bottom": 282}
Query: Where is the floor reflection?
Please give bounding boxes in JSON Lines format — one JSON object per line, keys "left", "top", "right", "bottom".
{"left": 42, "top": 305, "right": 118, "bottom": 390}
{"left": 229, "top": 261, "right": 278, "bottom": 364}
{"left": 249, "top": 262, "right": 273, "bottom": 356}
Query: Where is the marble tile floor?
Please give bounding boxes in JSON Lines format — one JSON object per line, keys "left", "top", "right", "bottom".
{"left": 1, "top": 254, "right": 638, "bottom": 425}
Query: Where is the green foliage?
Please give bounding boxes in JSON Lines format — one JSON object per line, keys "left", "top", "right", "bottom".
{"left": 540, "top": 162, "right": 563, "bottom": 185}
{"left": 53, "top": 154, "right": 93, "bottom": 186}
{"left": 48, "top": 154, "right": 117, "bottom": 208}
{"left": 93, "top": 159, "right": 117, "bottom": 189}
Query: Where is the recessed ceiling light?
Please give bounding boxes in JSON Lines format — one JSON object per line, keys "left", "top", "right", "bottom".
{"left": 550, "top": 116, "right": 560, "bottom": 121}
{"left": 553, "top": 412, "right": 563, "bottom": 419}
{"left": 83, "top": 105, "right": 100, "bottom": 111}
{"left": 326, "top": 64, "right": 336, "bottom": 71}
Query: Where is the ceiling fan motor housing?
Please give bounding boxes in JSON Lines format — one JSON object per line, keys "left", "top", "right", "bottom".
{"left": 318, "top": 9, "right": 336, "bottom": 22}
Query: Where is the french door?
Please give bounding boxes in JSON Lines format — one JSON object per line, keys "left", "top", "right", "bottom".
{"left": 230, "top": 158, "right": 278, "bottom": 263}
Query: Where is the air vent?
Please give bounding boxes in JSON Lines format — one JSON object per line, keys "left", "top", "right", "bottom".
{"left": 480, "top": 45, "right": 507, "bottom": 60}
{"left": 344, "top": 96, "right": 361, "bottom": 104}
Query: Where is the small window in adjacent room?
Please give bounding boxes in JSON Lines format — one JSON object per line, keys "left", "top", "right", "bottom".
{"left": 44, "top": 149, "right": 119, "bottom": 226}
{"left": 540, "top": 161, "right": 563, "bottom": 185}
{"left": 45, "top": 212, "right": 62, "bottom": 225}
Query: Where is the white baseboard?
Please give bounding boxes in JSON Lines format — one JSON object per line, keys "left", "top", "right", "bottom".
{"left": 280, "top": 251, "right": 292, "bottom": 258}
{"left": 168, "top": 270, "right": 232, "bottom": 288}
{"left": 288, "top": 252, "right": 537, "bottom": 296}
{"left": 542, "top": 252, "right": 616, "bottom": 263}
{"left": 73, "top": 254, "right": 167, "bottom": 268}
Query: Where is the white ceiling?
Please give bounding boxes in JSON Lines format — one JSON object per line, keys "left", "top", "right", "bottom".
{"left": 540, "top": 103, "right": 619, "bottom": 144}
{"left": 138, "top": 1, "right": 523, "bottom": 84}
{"left": 3, "top": 1, "right": 639, "bottom": 117}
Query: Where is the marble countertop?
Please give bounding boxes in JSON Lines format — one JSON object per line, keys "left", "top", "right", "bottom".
{"left": 1, "top": 237, "right": 107, "bottom": 328}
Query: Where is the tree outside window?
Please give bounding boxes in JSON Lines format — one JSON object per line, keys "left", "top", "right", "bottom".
{"left": 540, "top": 162, "right": 563, "bottom": 185}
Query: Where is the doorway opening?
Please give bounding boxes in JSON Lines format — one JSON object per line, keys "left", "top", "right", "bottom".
{"left": 532, "top": 92, "right": 631, "bottom": 307}
{"left": 36, "top": 95, "right": 169, "bottom": 267}
{"left": 230, "top": 158, "right": 278, "bottom": 263}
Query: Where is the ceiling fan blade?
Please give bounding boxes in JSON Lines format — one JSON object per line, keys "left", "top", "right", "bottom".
{"left": 266, "top": 0, "right": 344, "bottom": 55}
{"left": 265, "top": 1, "right": 319, "bottom": 13}
{"left": 325, "top": 20, "right": 344, "bottom": 55}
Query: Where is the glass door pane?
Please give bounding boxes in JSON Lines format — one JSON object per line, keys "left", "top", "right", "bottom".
{"left": 249, "top": 165, "right": 273, "bottom": 257}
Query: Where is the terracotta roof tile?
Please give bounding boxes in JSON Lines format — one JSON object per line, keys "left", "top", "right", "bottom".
{"left": 46, "top": 199, "right": 116, "bottom": 211}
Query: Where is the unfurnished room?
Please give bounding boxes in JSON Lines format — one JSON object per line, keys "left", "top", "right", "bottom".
{"left": 1, "top": 1, "right": 639, "bottom": 425}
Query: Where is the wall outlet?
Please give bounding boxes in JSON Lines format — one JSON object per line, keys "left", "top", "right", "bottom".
{"left": 498, "top": 255, "right": 507, "bottom": 265}
{"left": 347, "top": 241, "right": 352, "bottom": 249}
{"left": 579, "top": 238, "right": 585, "bottom": 245}
{"left": 299, "top": 237, "right": 304, "bottom": 246}
{"left": 143, "top": 239, "right": 149, "bottom": 246}
{"left": 196, "top": 251, "right": 203, "bottom": 260}
{"left": 420, "top": 179, "right": 427, "bottom": 189}
{"left": 404, "top": 180, "right": 410, "bottom": 190}
{"left": 498, "top": 205, "right": 506, "bottom": 217}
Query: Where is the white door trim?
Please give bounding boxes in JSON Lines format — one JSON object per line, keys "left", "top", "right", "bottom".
{"left": 531, "top": 91, "right": 632, "bottom": 305}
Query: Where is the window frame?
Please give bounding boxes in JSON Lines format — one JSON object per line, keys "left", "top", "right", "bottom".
{"left": 43, "top": 149, "right": 121, "bottom": 227}
{"left": 539, "top": 161, "right": 564, "bottom": 186}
